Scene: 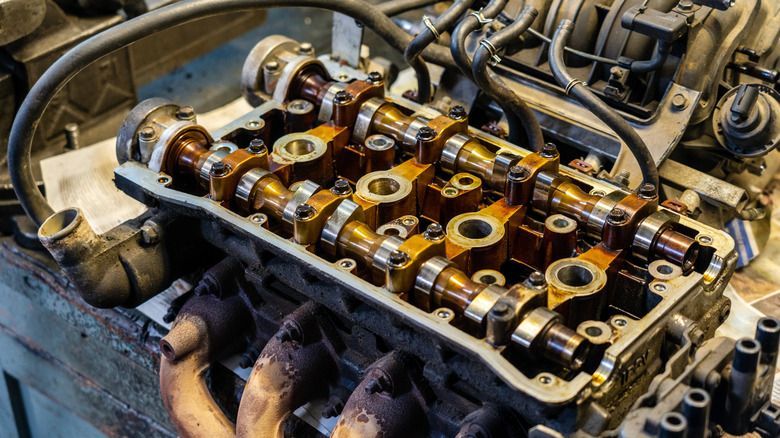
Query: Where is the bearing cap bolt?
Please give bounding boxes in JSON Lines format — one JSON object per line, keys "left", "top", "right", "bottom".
{"left": 637, "top": 183, "right": 657, "bottom": 200}
{"left": 264, "top": 60, "right": 280, "bottom": 72}
{"left": 367, "top": 71, "right": 384, "bottom": 84}
{"left": 540, "top": 142, "right": 559, "bottom": 158}
{"left": 294, "top": 204, "right": 316, "bottom": 221}
{"left": 417, "top": 126, "right": 437, "bottom": 142}
{"left": 176, "top": 106, "right": 196, "bottom": 121}
{"left": 334, "top": 90, "right": 353, "bottom": 105}
{"left": 449, "top": 105, "right": 468, "bottom": 121}
{"left": 247, "top": 139, "right": 267, "bottom": 155}
{"left": 298, "top": 42, "right": 314, "bottom": 56}
{"left": 508, "top": 165, "right": 530, "bottom": 181}
{"left": 527, "top": 271, "right": 546, "bottom": 287}
{"left": 331, "top": 178, "right": 352, "bottom": 196}
{"left": 210, "top": 162, "right": 231, "bottom": 177}
{"left": 387, "top": 250, "right": 410, "bottom": 268}
{"left": 423, "top": 223, "right": 446, "bottom": 241}
{"left": 607, "top": 207, "right": 628, "bottom": 225}
{"left": 139, "top": 127, "right": 156, "bottom": 141}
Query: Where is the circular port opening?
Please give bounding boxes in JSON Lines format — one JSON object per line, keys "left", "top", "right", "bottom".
{"left": 552, "top": 218, "right": 570, "bottom": 228}
{"left": 685, "top": 389, "right": 709, "bottom": 406}
{"left": 39, "top": 209, "right": 81, "bottom": 238}
{"left": 661, "top": 413, "right": 686, "bottom": 431}
{"left": 285, "top": 139, "right": 316, "bottom": 156}
{"left": 368, "top": 177, "right": 401, "bottom": 196}
{"left": 556, "top": 265, "right": 595, "bottom": 288}
{"left": 657, "top": 264, "right": 674, "bottom": 275}
{"left": 458, "top": 219, "right": 493, "bottom": 240}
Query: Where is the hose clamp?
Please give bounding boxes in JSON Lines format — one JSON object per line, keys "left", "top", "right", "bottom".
{"left": 479, "top": 39, "right": 501, "bottom": 66}
{"left": 422, "top": 15, "right": 441, "bottom": 40}
{"left": 564, "top": 79, "right": 583, "bottom": 96}
{"left": 470, "top": 9, "right": 492, "bottom": 25}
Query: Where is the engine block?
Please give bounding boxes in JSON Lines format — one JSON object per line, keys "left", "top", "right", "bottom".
{"left": 17, "top": 1, "right": 780, "bottom": 437}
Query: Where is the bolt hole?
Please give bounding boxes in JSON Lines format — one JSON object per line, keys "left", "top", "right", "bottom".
{"left": 480, "top": 275, "right": 497, "bottom": 285}
{"left": 458, "top": 176, "right": 474, "bottom": 186}
{"left": 457, "top": 219, "right": 493, "bottom": 239}
{"left": 657, "top": 265, "right": 674, "bottom": 275}
{"left": 585, "top": 326, "right": 603, "bottom": 337}
{"left": 539, "top": 375, "right": 552, "bottom": 384}
{"left": 613, "top": 317, "right": 628, "bottom": 327}
{"left": 556, "top": 265, "right": 594, "bottom": 287}
{"left": 698, "top": 235, "right": 713, "bottom": 244}
{"left": 652, "top": 283, "right": 668, "bottom": 293}
{"left": 443, "top": 187, "right": 459, "bottom": 196}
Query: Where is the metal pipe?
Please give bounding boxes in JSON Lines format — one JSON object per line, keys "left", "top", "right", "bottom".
{"left": 159, "top": 295, "right": 250, "bottom": 438}
{"left": 236, "top": 303, "right": 341, "bottom": 438}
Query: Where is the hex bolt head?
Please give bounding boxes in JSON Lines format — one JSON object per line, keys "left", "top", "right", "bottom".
{"left": 637, "top": 183, "right": 657, "bottom": 200}
{"left": 334, "top": 90, "right": 353, "bottom": 105}
{"left": 540, "top": 142, "right": 558, "bottom": 158}
{"left": 449, "top": 105, "right": 468, "bottom": 121}
{"left": 367, "top": 71, "right": 384, "bottom": 84}
{"left": 331, "top": 178, "right": 352, "bottom": 196}
{"left": 387, "top": 250, "right": 410, "bottom": 268}
{"left": 528, "top": 271, "right": 546, "bottom": 287}
{"left": 140, "top": 222, "right": 160, "bottom": 245}
{"left": 508, "top": 165, "right": 530, "bottom": 181}
{"left": 607, "top": 207, "right": 628, "bottom": 225}
{"left": 416, "top": 126, "right": 437, "bottom": 142}
{"left": 298, "top": 42, "right": 314, "bottom": 56}
{"left": 276, "top": 321, "right": 302, "bottom": 343}
{"left": 423, "top": 223, "right": 445, "bottom": 241}
{"left": 294, "top": 204, "right": 316, "bottom": 221}
{"left": 210, "top": 162, "right": 231, "bottom": 177}
{"left": 247, "top": 139, "right": 267, "bottom": 155}
{"left": 176, "top": 106, "right": 196, "bottom": 121}
{"left": 672, "top": 93, "right": 688, "bottom": 110}
{"left": 264, "top": 60, "right": 280, "bottom": 72}
{"left": 139, "top": 126, "right": 156, "bottom": 141}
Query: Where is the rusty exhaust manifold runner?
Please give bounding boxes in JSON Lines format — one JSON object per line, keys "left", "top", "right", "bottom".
{"left": 36, "top": 34, "right": 768, "bottom": 437}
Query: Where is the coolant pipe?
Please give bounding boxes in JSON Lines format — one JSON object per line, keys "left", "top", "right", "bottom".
{"left": 38, "top": 208, "right": 171, "bottom": 308}
{"left": 159, "top": 294, "right": 250, "bottom": 438}
{"left": 331, "top": 352, "right": 429, "bottom": 438}
{"left": 236, "top": 303, "right": 342, "bottom": 438}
